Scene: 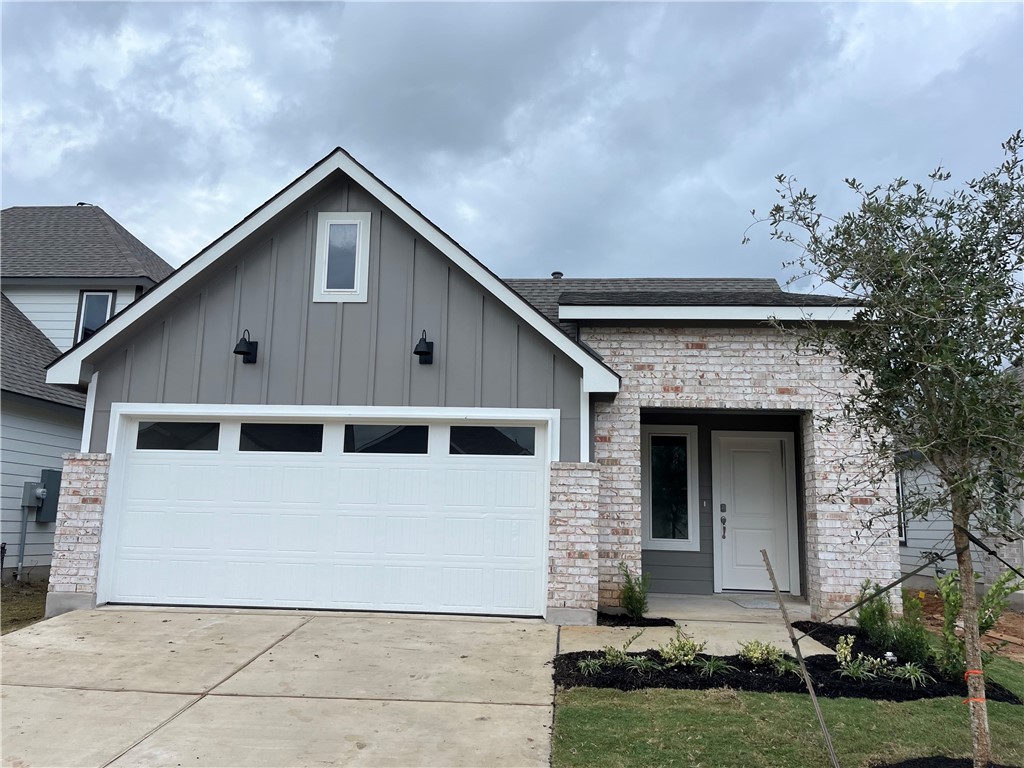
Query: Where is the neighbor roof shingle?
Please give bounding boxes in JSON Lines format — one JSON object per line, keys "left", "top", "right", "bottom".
{"left": 1, "top": 205, "right": 173, "bottom": 282}
{"left": 1, "top": 293, "right": 86, "bottom": 409}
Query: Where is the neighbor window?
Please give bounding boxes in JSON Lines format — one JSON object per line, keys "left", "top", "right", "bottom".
{"left": 312, "top": 212, "right": 371, "bottom": 303}
{"left": 76, "top": 291, "right": 115, "bottom": 342}
{"left": 895, "top": 467, "right": 908, "bottom": 544}
{"left": 449, "top": 426, "right": 535, "bottom": 456}
{"left": 641, "top": 425, "right": 700, "bottom": 551}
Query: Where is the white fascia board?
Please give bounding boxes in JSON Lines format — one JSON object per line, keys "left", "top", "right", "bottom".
{"left": 558, "top": 305, "right": 858, "bottom": 322}
{"left": 49, "top": 150, "right": 620, "bottom": 394}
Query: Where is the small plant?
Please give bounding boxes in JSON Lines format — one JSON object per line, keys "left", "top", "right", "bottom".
{"left": 624, "top": 655, "right": 663, "bottom": 676}
{"left": 772, "top": 656, "right": 802, "bottom": 678}
{"left": 695, "top": 656, "right": 736, "bottom": 678}
{"left": 834, "top": 655, "right": 879, "bottom": 681}
{"left": 887, "top": 662, "right": 934, "bottom": 690}
{"left": 576, "top": 657, "right": 604, "bottom": 677}
{"left": 658, "top": 627, "right": 707, "bottom": 668}
{"left": 855, "top": 581, "right": 932, "bottom": 666}
{"left": 618, "top": 561, "right": 651, "bottom": 621}
{"left": 835, "top": 634, "right": 856, "bottom": 667}
{"left": 600, "top": 629, "right": 645, "bottom": 668}
{"left": 738, "top": 639, "right": 784, "bottom": 666}
{"left": 856, "top": 580, "right": 893, "bottom": 646}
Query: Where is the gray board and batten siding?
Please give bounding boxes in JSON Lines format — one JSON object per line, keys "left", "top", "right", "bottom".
{"left": 85, "top": 171, "right": 583, "bottom": 458}
{"left": 640, "top": 410, "right": 805, "bottom": 596}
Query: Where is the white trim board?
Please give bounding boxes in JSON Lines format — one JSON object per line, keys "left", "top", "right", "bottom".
{"left": 47, "top": 149, "right": 620, "bottom": 394}
{"left": 558, "top": 305, "right": 857, "bottom": 322}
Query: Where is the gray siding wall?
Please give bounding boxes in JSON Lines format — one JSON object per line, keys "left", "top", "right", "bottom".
{"left": 1, "top": 396, "right": 83, "bottom": 576}
{"left": 87, "top": 172, "right": 582, "bottom": 458}
{"left": 640, "top": 411, "right": 804, "bottom": 595}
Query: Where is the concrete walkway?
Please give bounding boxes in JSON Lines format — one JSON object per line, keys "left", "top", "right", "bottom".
{"left": 560, "top": 594, "right": 834, "bottom": 655}
{"left": 1, "top": 608, "right": 557, "bottom": 767}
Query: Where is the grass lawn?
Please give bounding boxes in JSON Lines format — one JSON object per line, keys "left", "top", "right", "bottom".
{"left": 552, "top": 655, "right": 1024, "bottom": 768}
{"left": 1, "top": 579, "right": 48, "bottom": 635}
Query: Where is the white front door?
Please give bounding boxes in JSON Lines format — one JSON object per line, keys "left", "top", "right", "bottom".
{"left": 713, "top": 433, "right": 797, "bottom": 592}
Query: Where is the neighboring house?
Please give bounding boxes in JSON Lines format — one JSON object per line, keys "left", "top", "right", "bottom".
{"left": 898, "top": 366, "right": 1024, "bottom": 595}
{"left": 1, "top": 205, "right": 173, "bottom": 580}
{"left": 43, "top": 149, "right": 899, "bottom": 624}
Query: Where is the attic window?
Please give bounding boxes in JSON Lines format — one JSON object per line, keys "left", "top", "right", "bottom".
{"left": 313, "top": 212, "right": 371, "bottom": 303}
{"left": 76, "top": 291, "right": 115, "bottom": 343}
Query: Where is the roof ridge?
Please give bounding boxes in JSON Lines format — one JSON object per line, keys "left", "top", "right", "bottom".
{"left": 90, "top": 205, "right": 144, "bottom": 274}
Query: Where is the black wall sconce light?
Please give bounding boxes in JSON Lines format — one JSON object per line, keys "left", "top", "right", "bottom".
{"left": 233, "top": 329, "right": 258, "bottom": 364}
{"left": 413, "top": 329, "right": 434, "bottom": 365}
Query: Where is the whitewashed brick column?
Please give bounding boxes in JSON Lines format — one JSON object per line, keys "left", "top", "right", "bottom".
{"left": 548, "top": 462, "right": 601, "bottom": 624}
{"left": 45, "top": 452, "right": 110, "bottom": 617}
{"left": 582, "top": 325, "right": 903, "bottom": 621}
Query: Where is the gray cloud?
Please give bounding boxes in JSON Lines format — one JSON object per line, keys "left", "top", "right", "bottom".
{"left": 2, "top": 2, "right": 1020, "bottom": 287}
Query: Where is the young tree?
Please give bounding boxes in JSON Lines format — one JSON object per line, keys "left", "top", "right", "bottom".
{"left": 746, "top": 132, "right": 1024, "bottom": 767}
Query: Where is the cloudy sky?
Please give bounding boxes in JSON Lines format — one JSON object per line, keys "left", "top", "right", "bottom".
{"left": 2, "top": 2, "right": 1021, "bottom": 286}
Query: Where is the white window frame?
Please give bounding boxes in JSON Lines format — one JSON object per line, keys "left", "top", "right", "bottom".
{"left": 75, "top": 290, "right": 115, "bottom": 343}
{"left": 641, "top": 424, "right": 701, "bottom": 552}
{"left": 312, "top": 212, "right": 371, "bottom": 303}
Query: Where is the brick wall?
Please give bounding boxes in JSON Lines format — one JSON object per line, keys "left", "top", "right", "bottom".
{"left": 48, "top": 452, "right": 110, "bottom": 600}
{"left": 583, "top": 325, "right": 902, "bottom": 620}
{"left": 548, "top": 462, "right": 601, "bottom": 612}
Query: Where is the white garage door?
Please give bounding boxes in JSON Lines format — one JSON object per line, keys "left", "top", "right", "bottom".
{"left": 101, "top": 417, "right": 549, "bottom": 616}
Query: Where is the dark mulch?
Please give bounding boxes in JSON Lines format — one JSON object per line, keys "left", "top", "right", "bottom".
{"left": 596, "top": 611, "right": 675, "bottom": 627}
{"left": 554, "top": 647, "right": 1022, "bottom": 704}
{"left": 792, "top": 619, "right": 879, "bottom": 658}
{"left": 870, "top": 759, "right": 1018, "bottom": 768}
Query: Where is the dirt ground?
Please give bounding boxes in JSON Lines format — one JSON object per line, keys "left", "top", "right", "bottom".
{"left": 914, "top": 589, "right": 1024, "bottom": 663}
{"left": 1, "top": 579, "right": 48, "bottom": 635}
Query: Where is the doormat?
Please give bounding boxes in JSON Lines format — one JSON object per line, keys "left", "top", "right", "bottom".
{"left": 729, "top": 597, "right": 781, "bottom": 610}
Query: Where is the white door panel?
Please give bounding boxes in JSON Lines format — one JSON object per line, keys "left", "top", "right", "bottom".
{"left": 714, "top": 434, "right": 794, "bottom": 592}
{"left": 105, "top": 419, "right": 548, "bottom": 616}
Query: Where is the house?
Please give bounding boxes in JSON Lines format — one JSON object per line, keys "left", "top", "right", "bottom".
{"left": 1, "top": 205, "right": 173, "bottom": 581}
{"left": 42, "top": 149, "right": 901, "bottom": 623}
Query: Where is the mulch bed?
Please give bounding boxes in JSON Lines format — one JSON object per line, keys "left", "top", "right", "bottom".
{"left": 596, "top": 611, "right": 675, "bottom": 627}
{"left": 553, "top": 620, "right": 1023, "bottom": 704}
{"left": 869, "top": 759, "right": 1018, "bottom": 768}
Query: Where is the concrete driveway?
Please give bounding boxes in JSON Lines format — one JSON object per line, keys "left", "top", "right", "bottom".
{"left": 1, "top": 608, "right": 557, "bottom": 768}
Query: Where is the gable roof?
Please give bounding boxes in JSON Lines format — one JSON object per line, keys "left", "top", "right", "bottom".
{"left": 1, "top": 293, "right": 86, "bottom": 409}
{"left": 45, "top": 149, "right": 620, "bottom": 393}
{"left": 1, "top": 205, "right": 173, "bottom": 283}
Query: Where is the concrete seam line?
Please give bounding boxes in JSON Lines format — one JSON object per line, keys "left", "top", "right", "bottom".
{"left": 97, "top": 616, "right": 315, "bottom": 768}
{"left": 549, "top": 625, "right": 561, "bottom": 768}
{"left": 204, "top": 692, "right": 553, "bottom": 707}
{"left": 0, "top": 683, "right": 203, "bottom": 696}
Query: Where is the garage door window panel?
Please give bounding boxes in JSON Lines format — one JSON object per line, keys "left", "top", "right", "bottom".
{"left": 136, "top": 422, "right": 220, "bottom": 451}
{"left": 344, "top": 425, "right": 428, "bottom": 454}
{"left": 239, "top": 423, "right": 324, "bottom": 452}
{"left": 449, "top": 426, "right": 535, "bottom": 456}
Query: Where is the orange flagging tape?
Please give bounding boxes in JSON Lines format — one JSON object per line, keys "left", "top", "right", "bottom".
{"left": 963, "top": 698, "right": 986, "bottom": 704}
{"left": 964, "top": 669, "right": 984, "bottom": 681}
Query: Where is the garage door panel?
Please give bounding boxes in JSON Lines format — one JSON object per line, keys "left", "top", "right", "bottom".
{"left": 106, "top": 419, "right": 548, "bottom": 616}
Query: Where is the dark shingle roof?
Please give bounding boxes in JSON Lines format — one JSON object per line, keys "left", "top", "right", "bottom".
{"left": 503, "top": 277, "right": 852, "bottom": 325}
{"left": 1, "top": 293, "right": 86, "bottom": 409}
{"left": 1, "top": 205, "right": 173, "bottom": 282}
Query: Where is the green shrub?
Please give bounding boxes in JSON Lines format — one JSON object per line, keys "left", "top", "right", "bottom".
{"left": 600, "top": 629, "right": 645, "bottom": 668}
{"left": 933, "top": 569, "right": 1023, "bottom": 678}
{"left": 855, "top": 581, "right": 931, "bottom": 665}
{"left": 618, "top": 561, "right": 651, "bottom": 621}
{"left": 772, "top": 656, "right": 802, "bottom": 678}
{"left": 887, "top": 662, "right": 934, "bottom": 689}
{"left": 657, "top": 628, "right": 706, "bottom": 668}
{"left": 576, "top": 657, "right": 604, "bottom": 676}
{"left": 624, "top": 655, "right": 663, "bottom": 676}
{"left": 738, "top": 640, "right": 784, "bottom": 666}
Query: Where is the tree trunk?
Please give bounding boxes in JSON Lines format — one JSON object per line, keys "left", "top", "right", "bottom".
{"left": 952, "top": 502, "right": 992, "bottom": 768}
